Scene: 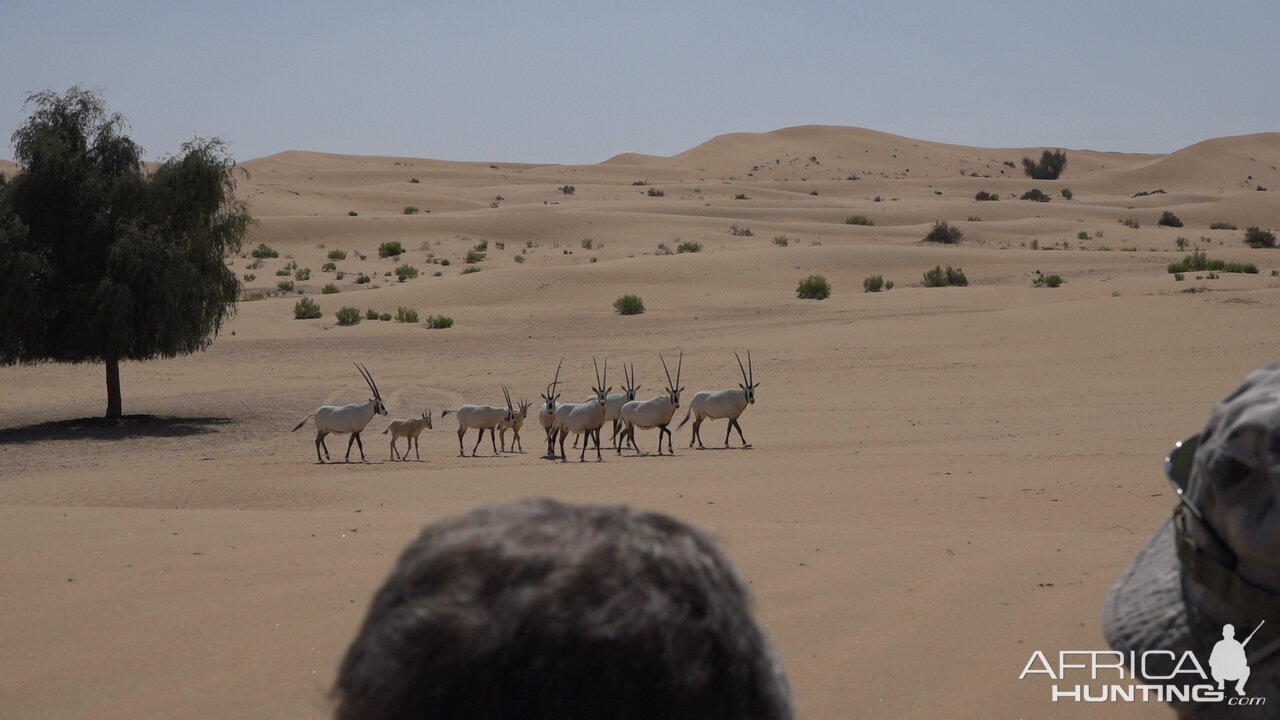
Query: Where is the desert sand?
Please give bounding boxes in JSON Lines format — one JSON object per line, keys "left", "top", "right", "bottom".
{"left": 4, "top": 125, "right": 1280, "bottom": 719}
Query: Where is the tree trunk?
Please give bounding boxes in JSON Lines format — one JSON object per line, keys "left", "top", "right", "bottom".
{"left": 105, "top": 357, "right": 122, "bottom": 419}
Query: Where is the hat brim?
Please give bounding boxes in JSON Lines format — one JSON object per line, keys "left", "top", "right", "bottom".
{"left": 1103, "top": 517, "right": 1200, "bottom": 670}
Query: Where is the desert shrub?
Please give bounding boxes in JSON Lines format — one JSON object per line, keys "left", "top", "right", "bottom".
{"left": 647, "top": 188, "right": 665, "bottom": 197}
{"left": 464, "top": 250, "right": 486, "bottom": 263}
{"left": 1077, "top": 231, "right": 1090, "bottom": 240}
{"left": 974, "top": 191, "right": 999, "bottom": 201}
{"left": 409, "top": 178, "right": 420, "bottom": 184}
{"left": 426, "top": 315, "right": 454, "bottom": 329}
{"left": 845, "top": 215, "right": 874, "bottom": 226}
{"left": 923, "top": 220, "right": 964, "bottom": 244}
{"left": 321, "top": 283, "right": 341, "bottom": 294}
{"left": 1158, "top": 211, "right": 1183, "bottom": 228}
{"left": 380, "top": 313, "right": 392, "bottom": 321}
{"left": 294, "top": 297, "right": 322, "bottom": 319}
{"left": 439, "top": 258, "right": 451, "bottom": 266}
{"left": 729, "top": 225, "right": 753, "bottom": 236}
{"left": 366, "top": 307, "right": 380, "bottom": 320}
{"left": 295, "top": 267, "right": 311, "bottom": 281}
{"left": 474, "top": 240, "right": 488, "bottom": 251}
{"left": 347, "top": 210, "right": 358, "bottom": 217}
{"left": 922, "top": 265, "right": 968, "bottom": 287}
{"left": 513, "top": 254, "right": 525, "bottom": 263}
{"left": 1033, "top": 274, "right": 1065, "bottom": 288}
{"left": 1167, "top": 251, "right": 1259, "bottom": 274}
{"left": 1174, "top": 273, "right": 1185, "bottom": 281}
{"left": 354, "top": 273, "right": 371, "bottom": 284}
{"left": 395, "top": 264, "right": 419, "bottom": 281}
{"left": 277, "top": 279, "right": 295, "bottom": 292}
{"left": 796, "top": 274, "right": 831, "bottom": 299}
{"left": 1020, "top": 188, "right": 1051, "bottom": 202}
{"left": 328, "top": 249, "right": 347, "bottom": 260}
{"left": 1119, "top": 218, "right": 1140, "bottom": 229}
{"left": 676, "top": 241, "right": 703, "bottom": 254}
{"left": 734, "top": 194, "right": 750, "bottom": 200}
{"left": 378, "top": 241, "right": 405, "bottom": 258}
{"left": 276, "top": 267, "right": 292, "bottom": 276}
{"left": 323, "top": 262, "right": 338, "bottom": 272}
{"left": 1210, "top": 221, "right": 1238, "bottom": 230}
{"left": 773, "top": 235, "right": 790, "bottom": 247}
{"left": 241, "top": 291, "right": 266, "bottom": 302}
{"left": 251, "top": 243, "right": 279, "bottom": 259}
{"left": 863, "top": 275, "right": 885, "bottom": 293}
{"left": 460, "top": 266, "right": 481, "bottom": 275}
{"left": 395, "top": 306, "right": 419, "bottom": 323}
{"left": 242, "top": 273, "right": 256, "bottom": 282}
{"left": 403, "top": 206, "right": 419, "bottom": 215}
{"left": 335, "top": 306, "right": 361, "bottom": 326}
{"left": 581, "top": 238, "right": 593, "bottom": 249}
{"left": 886, "top": 280, "right": 895, "bottom": 290}
{"left": 559, "top": 185, "right": 575, "bottom": 195}
{"left": 1022, "top": 149, "right": 1067, "bottom": 180}
{"left": 613, "top": 294, "right": 645, "bottom": 315}
{"left": 1061, "top": 188, "right": 1074, "bottom": 200}
{"left": 1244, "top": 226, "right": 1277, "bottom": 248}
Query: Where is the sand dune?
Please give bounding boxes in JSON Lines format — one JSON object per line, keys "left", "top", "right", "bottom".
{"left": 5, "top": 125, "right": 1280, "bottom": 720}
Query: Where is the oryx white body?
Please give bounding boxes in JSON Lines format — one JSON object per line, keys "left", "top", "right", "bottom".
{"left": 678, "top": 351, "right": 758, "bottom": 449}
{"left": 621, "top": 352, "right": 683, "bottom": 455}
{"left": 553, "top": 358, "right": 610, "bottom": 462}
{"left": 292, "top": 364, "right": 389, "bottom": 463}
{"left": 443, "top": 393, "right": 515, "bottom": 457}
{"left": 574, "top": 363, "right": 639, "bottom": 450}
{"left": 383, "top": 411, "right": 433, "bottom": 461}
{"left": 498, "top": 399, "right": 531, "bottom": 453}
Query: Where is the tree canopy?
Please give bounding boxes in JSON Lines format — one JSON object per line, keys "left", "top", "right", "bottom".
{"left": 1021, "top": 149, "right": 1067, "bottom": 180}
{"left": 0, "top": 87, "right": 252, "bottom": 417}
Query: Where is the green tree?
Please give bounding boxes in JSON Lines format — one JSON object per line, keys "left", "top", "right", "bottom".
{"left": 0, "top": 88, "right": 252, "bottom": 418}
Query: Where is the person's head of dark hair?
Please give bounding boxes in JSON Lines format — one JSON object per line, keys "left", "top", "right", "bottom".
{"left": 333, "top": 497, "right": 791, "bottom": 720}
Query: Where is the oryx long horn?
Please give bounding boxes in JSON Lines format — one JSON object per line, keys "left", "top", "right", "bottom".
{"left": 661, "top": 353, "right": 675, "bottom": 389}
{"left": 356, "top": 363, "right": 380, "bottom": 399}
{"left": 735, "top": 352, "right": 749, "bottom": 386}
{"left": 748, "top": 349, "right": 754, "bottom": 386}
{"left": 677, "top": 349, "right": 683, "bottom": 388}
{"left": 503, "top": 386, "right": 513, "bottom": 409}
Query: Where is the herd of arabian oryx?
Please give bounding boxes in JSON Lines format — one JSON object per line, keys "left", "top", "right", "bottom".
{"left": 290, "top": 352, "right": 761, "bottom": 463}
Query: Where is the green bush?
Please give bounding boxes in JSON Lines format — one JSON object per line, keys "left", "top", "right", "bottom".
{"left": 923, "top": 220, "right": 964, "bottom": 244}
{"left": 863, "top": 275, "right": 885, "bottom": 292}
{"left": 1167, "top": 251, "right": 1259, "bottom": 274}
{"left": 1033, "top": 274, "right": 1065, "bottom": 288}
{"left": 1077, "top": 231, "right": 1090, "bottom": 240}
{"left": 1158, "top": 211, "right": 1183, "bottom": 228}
{"left": 560, "top": 185, "right": 575, "bottom": 195}
{"left": 322, "top": 262, "right": 337, "bottom": 272}
{"left": 380, "top": 313, "right": 392, "bottom": 321}
{"left": 647, "top": 188, "right": 665, "bottom": 197}
{"left": 295, "top": 267, "right": 311, "bottom": 281}
{"left": 1244, "top": 227, "right": 1277, "bottom": 248}
{"left": 277, "top": 279, "right": 295, "bottom": 292}
{"left": 1061, "top": 188, "right": 1074, "bottom": 200}
{"left": 378, "top": 241, "right": 405, "bottom": 258}
{"left": 395, "top": 306, "right": 419, "bottom": 323}
{"left": 1020, "top": 188, "right": 1051, "bottom": 202}
{"left": 426, "top": 315, "right": 454, "bottom": 329}
{"left": 1119, "top": 218, "right": 1140, "bottom": 229}
{"left": 460, "top": 266, "right": 481, "bottom": 275}
{"left": 354, "top": 273, "right": 371, "bottom": 284}
{"left": 366, "top": 307, "right": 380, "bottom": 320}
{"left": 974, "top": 191, "right": 999, "bottom": 202}
{"left": 439, "top": 258, "right": 451, "bottom": 266}
{"left": 1022, "top": 149, "right": 1067, "bottom": 180}
{"left": 328, "top": 249, "right": 347, "bottom": 260}
{"left": 514, "top": 254, "right": 526, "bottom": 263}
{"left": 335, "top": 306, "right": 362, "bottom": 326}
{"left": 1210, "top": 221, "right": 1238, "bottom": 230}
{"left": 251, "top": 243, "right": 279, "bottom": 259}
{"left": 242, "top": 273, "right": 256, "bottom": 282}
{"left": 846, "top": 215, "right": 874, "bottom": 226}
{"left": 923, "top": 265, "right": 968, "bottom": 287}
{"left": 464, "top": 250, "right": 486, "bottom": 264}
{"left": 403, "top": 206, "right": 419, "bottom": 215}
{"left": 294, "top": 297, "right": 322, "bottom": 319}
{"left": 676, "top": 240, "right": 703, "bottom": 254}
{"left": 395, "top": 264, "right": 419, "bottom": 281}
{"left": 613, "top": 294, "right": 645, "bottom": 315}
{"left": 347, "top": 210, "right": 358, "bottom": 217}
{"left": 581, "top": 238, "right": 594, "bottom": 249}
{"left": 773, "top": 235, "right": 790, "bottom": 247}
{"left": 322, "top": 283, "right": 340, "bottom": 294}
{"left": 797, "top": 274, "right": 831, "bottom": 299}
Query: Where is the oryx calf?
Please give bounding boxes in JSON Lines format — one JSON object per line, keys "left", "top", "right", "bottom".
{"left": 677, "top": 350, "right": 759, "bottom": 449}
{"left": 292, "top": 363, "right": 389, "bottom": 463}
{"left": 383, "top": 411, "right": 433, "bottom": 461}
{"left": 553, "top": 358, "right": 610, "bottom": 463}
{"left": 498, "top": 398, "right": 532, "bottom": 453}
{"left": 621, "top": 351, "right": 684, "bottom": 456}
{"left": 443, "top": 388, "right": 515, "bottom": 457}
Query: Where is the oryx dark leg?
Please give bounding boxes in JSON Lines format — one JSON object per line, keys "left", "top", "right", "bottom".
{"left": 611, "top": 419, "right": 622, "bottom": 451}
{"left": 489, "top": 427, "right": 499, "bottom": 455}
{"left": 513, "top": 429, "right": 523, "bottom": 453}
{"left": 346, "top": 432, "right": 361, "bottom": 462}
{"left": 457, "top": 426, "right": 467, "bottom": 456}
{"left": 316, "top": 431, "right": 329, "bottom": 463}
{"left": 412, "top": 435, "right": 421, "bottom": 461}
{"left": 690, "top": 415, "right": 705, "bottom": 448}
{"left": 558, "top": 427, "right": 569, "bottom": 463}
{"left": 593, "top": 427, "right": 603, "bottom": 462}
{"left": 472, "top": 428, "right": 486, "bottom": 456}
{"left": 389, "top": 436, "right": 400, "bottom": 461}
{"left": 730, "top": 418, "right": 748, "bottom": 447}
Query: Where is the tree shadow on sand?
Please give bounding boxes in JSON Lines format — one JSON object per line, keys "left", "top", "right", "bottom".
{"left": 0, "top": 415, "right": 233, "bottom": 445}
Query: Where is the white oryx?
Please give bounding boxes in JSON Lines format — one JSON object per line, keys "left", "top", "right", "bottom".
{"left": 677, "top": 350, "right": 759, "bottom": 449}
{"left": 497, "top": 398, "right": 532, "bottom": 453}
{"left": 620, "top": 351, "right": 684, "bottom": 456}
{"left": 383, "top": 411, "right": 433, "bottom": 461}
{"left": 538, "top": 359, "right": 564, "bottom": 457}
{"left": 553, "top": 357, "right": 610, "bottom": 463}
{"left": 573, "top": 362, "right": 640, "bottom": 451}
{"left": 292, "top": 363, "right": 389, "bottom": 463}
{"left": 442, "top": 388, "right": 515, "bottom": 457}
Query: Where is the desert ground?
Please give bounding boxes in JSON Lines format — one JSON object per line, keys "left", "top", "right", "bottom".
{"left": 4, "top": 125, "right": 1280, "bottom": 719}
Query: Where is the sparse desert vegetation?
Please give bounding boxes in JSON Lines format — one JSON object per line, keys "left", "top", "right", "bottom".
{"left": 613, "top": 294, "right": 645, "bottom": 315}
{"left": 923, "top": 220, "right": 963, "bottom": 244}
{"left": 797, "top": 274, "right": 831, "bottom": 299}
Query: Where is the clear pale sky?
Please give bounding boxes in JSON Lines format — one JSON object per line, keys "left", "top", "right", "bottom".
{"left": 4, "top": 1, "right": 1278, "bottom": 164}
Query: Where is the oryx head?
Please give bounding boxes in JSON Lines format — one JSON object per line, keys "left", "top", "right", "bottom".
{"left": 516, "top": 398, "right": 532, "bottom": 419}
{"left": 422, "top": 410, "right": 433, "bottom": 430}
{"left": 502, "top": 386, "right": 515, "bottom": 424}
{"left": 735, "top": 350, "right": 758, "bottom": 404}
{"left": 356, "top": 363, "right": 388, "bottom": 415}
{"left": 661, "top": 350, "right": 685, "bottom": 409}
{"left": 541, "top": 358, "right": 563, "bottom": 412}
{"left": 622, "top": 363, "right": 641, "bottom": 402}
{"left": 592, "top": 356, "right": 611, "bottom": 406}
